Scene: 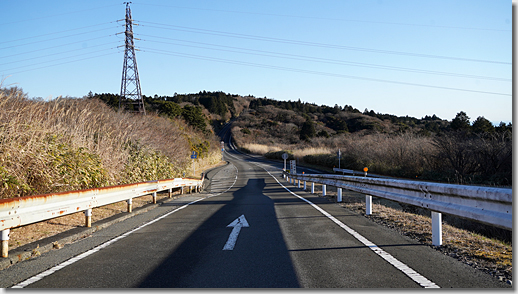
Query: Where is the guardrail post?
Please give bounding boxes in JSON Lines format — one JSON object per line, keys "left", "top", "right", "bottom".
{"left": 432, "top": 212, "right": 442, "bottom": 246}
{"left": 153, "top": 192, "right": 157, "bottom": 204}
{"left": 366, "top": 195, "right": 372, "bottom": 215}
{"left": 84, "top": 208, "right": 92, "bottom": 227}
{"left": 311, "top": 182, "right": 315, "bottom": 194}
{"left": 168, "top": 188, "right": 172, "bottom": 198}
{"left": 127, "top": 198, "right": 133, "bottom": 213}
{"left": 1, "top": 229, "right": 9, "bottom": 258}
{"left": 322, "top": 185, "right": 326, "bottom": 196}
{"left": 303, "top": 180, "right": 307, "bottom": 190}
{"left": 337, "top": 188, "right": 342, "bottom": 202}
{"left": 181, "top": 186, "right": 184, "bottom": 195}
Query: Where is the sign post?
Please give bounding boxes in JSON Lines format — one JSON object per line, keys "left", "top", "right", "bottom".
{"left": 191, "top": 151, "right": 198, "bottom": 176}
{"left": 282, "top": 153, "right": 288, "bottom": 171}
{"left": 337, "top": 148, "right": 341, "bottom": 169}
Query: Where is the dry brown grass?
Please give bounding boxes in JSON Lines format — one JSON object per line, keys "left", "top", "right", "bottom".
{"left": 333, "top": 189, "right": 512, "bottom": 282}
{"left": 293, "top": 147, "right": 332, "bottom": 160}
{"left": 240, "top": 143, "right": 282, "bottom": 155}
{"left": 0, "top": 87, "right": 220, "bottom": 199}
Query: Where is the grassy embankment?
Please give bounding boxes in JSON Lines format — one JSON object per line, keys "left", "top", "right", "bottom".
{"left": 0, "top": 87, "right": 222, "bottom": 250}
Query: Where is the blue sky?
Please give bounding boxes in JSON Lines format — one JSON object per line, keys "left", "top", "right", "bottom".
{"left": 0, "top": 0, "right": 513, "bottom": 124}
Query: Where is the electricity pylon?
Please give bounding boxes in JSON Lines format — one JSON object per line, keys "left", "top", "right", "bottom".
{"left": 119, "top": 2, "right": 145, "bottom": 115}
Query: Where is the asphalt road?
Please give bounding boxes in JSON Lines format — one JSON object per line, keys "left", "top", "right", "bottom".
{"left": 0, "top": 125, "right": 510, "bottom": 288}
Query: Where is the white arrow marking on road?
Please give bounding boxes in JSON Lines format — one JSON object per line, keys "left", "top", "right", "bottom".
{"left": 223, "top": 215, "right": 249, "bottom": 250}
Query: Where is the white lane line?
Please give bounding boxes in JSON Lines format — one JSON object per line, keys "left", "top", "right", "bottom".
{"left": 224, "top": 149, "right": 439, "bottom": 288}
{"left": 12, "top": 164, "right": 239, "bottom": 289}
{"left": 264, "top": 168, "right": 440, "bottom": 289}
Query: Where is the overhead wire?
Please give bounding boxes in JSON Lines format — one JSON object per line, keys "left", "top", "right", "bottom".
{"left": 138, "top": 34, "right": 510, "bottom": 82}
{"left": 1, "top": 47, "right": 120, "bottom": 74}
{"left": 0, "top": 4, "right": 122, "bottom": 26}
{"left": 0, "top": 41, "right": 121, "bottom": 67}
{"left": 2, "top": 3, "right": 509, "bottom": 98}
{"left": 0, "top": 35, "right": 116, "bottom": 60}
{"left": 140, "top": 47, "right": 511, "bottom": 97}
{"left": 132, "top": 2, "right": 510, "bottom": 33}
{"left": 0, "top": 27, "right": 119, "bottom": 51}
{"left": 0, "top": 21, "right": 118, "bottom": 45}
{"left": 137, "top": 21, "right": 511, "bottom": 65}
{"left": 1, "top": 51, "right": 120, "bottom": 76}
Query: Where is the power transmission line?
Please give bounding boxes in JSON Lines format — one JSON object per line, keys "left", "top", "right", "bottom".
{"left": 0, "top": 47, "right": 119, "bottom": 72}
{"left": 1, "top": 51, "right": 119, "bottom": 76}
{"left": 137, "top": 21, "right": 511, "bottom": 65}
{"left": 0, "top": 27, "right": 118, "bottom": 51}
{"left": 0, "top": 21, "right": 118, "bottom": 45}
{"left": 0, "top": 36, "right": 115, "bottom": 60}
{"left": 0, "top": 4, "right": 121, "bottom": 26}
{"left": 0, "top": 42, "right": 120, "bottom": 67}
{"left": 132, "top": 2, "right": 510, "bottom": 32}
{"left": 139, "top": 34, "right": 510, "bottom": 82}
{"left": 140, "top": 47, "right": 511, "bottom": 97}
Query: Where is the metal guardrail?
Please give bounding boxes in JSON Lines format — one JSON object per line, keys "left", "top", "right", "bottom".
{"left": 333, "top": 167, "right": 393, "bottom": 179}
{"left": 0, "top": 177, "right": 204, "bottom": 257}
{"left": 284, "top": 172, "right": 512, "bottom": 246}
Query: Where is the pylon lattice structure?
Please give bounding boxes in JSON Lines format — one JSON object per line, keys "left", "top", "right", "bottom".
{"left": 119, "top": 2, "right": 145, "bottom": 115}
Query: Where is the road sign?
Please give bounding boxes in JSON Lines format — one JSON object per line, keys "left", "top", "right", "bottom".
{"left": 191, "top": 151, "right": 197, "bottom": 159}
{"left": 290, "top": 160, "right": 296, "bottom": 174}
{"left": 282, "top": 153, "right": 288, "bottom": 171}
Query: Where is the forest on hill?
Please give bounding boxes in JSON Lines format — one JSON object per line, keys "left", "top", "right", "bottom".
{"left": 92, "top": 91, "right": 511, "bottom": 186}
{"left": 233, "top": 97, "right": 512, "bottom": 186}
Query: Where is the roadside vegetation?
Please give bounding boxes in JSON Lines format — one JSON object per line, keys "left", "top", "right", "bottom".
{"left": 1, "top": 87, "right": 511, "bottom": 283}
{"left": 231, "top": 98, "right": 511, "bottom": 186}
{"left": 230, "top": 95, "right": 512, "bottom": 283}
{"left": 0, "top": 87, "right": 224, "bottom": 199}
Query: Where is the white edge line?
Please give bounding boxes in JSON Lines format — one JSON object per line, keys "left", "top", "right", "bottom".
{"left": 265, "top": 168, "right": 440, "bottom": 289}
{"left": 225, "top": 147, "right": 439, "bottom": 289}
{"left": 12, "top": 163, "right": 239, "bottom": 289}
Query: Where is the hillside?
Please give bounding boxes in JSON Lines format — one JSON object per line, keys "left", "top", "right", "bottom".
{"left": 230, "top": 97, "right": 512, "bottom": 186}
{"left": 91, "top": 91, "right": 511, "bottom": 186}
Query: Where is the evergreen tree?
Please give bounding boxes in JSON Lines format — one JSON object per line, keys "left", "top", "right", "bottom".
{"left": 300, "top": 120, "right": 316, "bottom": 141}
{"left": 450, "top": 111, "right": 471, "bottom": 131}
{"left": 472, "top": 116, "right": 494, "bottom": 133}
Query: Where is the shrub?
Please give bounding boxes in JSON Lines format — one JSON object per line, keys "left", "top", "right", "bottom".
{"left": 0, "top": 86, "right": 220, "bottom": 199}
